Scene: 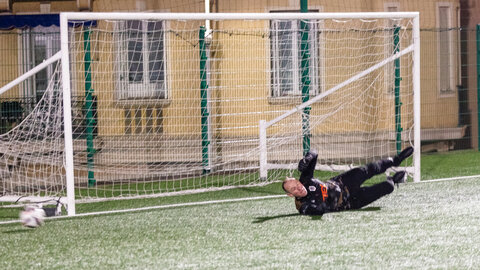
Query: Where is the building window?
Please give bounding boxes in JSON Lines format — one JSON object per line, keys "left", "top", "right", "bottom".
{"left": 21, "top": 26, "right": 60, "bottom": 102}
{"left": 116, "top": 20, "right": 167, "bottom": 100}
{"left": 270, "top": 17, "right": 320, "bottom": 97}
{"left": 437, "top": 4, "right": 454, "bottom": 95}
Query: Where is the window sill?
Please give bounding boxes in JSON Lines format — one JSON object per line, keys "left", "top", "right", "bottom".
{"left": 113, "top": 98, "right": 171, "bottom": 108}
{"left": 438, "top": 89, "right": 456, "bottom": 98}
{"left": 268, "top": 96, "right": 317, "bottom": 105}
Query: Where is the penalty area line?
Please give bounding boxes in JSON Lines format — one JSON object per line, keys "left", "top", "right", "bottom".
{"left": 0, "top": 194, "right": 287, "bottom": 226}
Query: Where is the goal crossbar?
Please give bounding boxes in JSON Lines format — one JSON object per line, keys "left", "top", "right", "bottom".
{"left": 61, "top": 12, "right": 420, "bottom": 21}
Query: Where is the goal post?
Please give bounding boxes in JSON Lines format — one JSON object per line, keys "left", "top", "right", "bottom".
{"left": 60, "top": 14, "right": 76, "bottom": 216}
{"left": 0, "top": 12, "right": 419, "bottom": 217}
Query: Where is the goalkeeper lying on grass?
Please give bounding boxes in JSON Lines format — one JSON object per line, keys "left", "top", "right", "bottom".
{"left": 282, "top": 146, "right": 413, "bottom": 216}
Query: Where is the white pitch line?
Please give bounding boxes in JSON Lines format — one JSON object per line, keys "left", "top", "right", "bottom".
{"left": 0, "top": 194, "right": 287, "bottom": 226}
{"left": 408, "top": 175, "right": 480, "bottom": 184}
{"left": 3, "top": 175, "right": 479, "bottom": 226}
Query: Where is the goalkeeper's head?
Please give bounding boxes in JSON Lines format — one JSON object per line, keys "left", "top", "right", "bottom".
{"left": 282, "top": 177, "right": 307, "bottom": 198}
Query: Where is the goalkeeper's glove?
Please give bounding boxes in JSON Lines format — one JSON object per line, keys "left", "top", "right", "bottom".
{"left": 298, "top": 150, "right": 318, "bottom": 172}
{"left": 299, "top": 202, "right": 326, "bottom": 216}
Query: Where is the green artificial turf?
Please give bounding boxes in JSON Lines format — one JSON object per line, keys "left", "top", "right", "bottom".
{"left": 1, "top": 150, "right": 480, "bottom": 269}
{"left": 1, "top": 177, "right": 480, "bottom": 269}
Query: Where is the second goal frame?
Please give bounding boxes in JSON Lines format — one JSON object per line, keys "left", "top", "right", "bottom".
{"left": 254, "top": 12, "right": 421, "bottom": 183}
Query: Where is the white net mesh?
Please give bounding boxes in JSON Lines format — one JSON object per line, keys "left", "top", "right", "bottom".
{"left": 0, "top": 15, "right": 416, "bottom": 205}
{"left": 1, "top": 64, "right": 65, "bottom": 200}
{"left": 265, "top": 18, "right": 415, "bottom": 175}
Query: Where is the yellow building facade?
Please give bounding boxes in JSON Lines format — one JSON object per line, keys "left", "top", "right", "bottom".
{"left": 0, "top": 0, "right": 466, "bottom": 161}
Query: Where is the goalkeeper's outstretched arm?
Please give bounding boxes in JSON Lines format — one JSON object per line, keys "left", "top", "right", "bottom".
{"left": 298, "top": 201, "right": 326, "bottom": 216}
{"left": 298, "top": 150, "right": 318, "bottom": 184}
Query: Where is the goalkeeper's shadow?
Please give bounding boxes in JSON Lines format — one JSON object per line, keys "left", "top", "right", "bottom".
{"left": 253, "top": 207, "right": 381, "bottom": 223}
{"left": 253, "top": 213, "right": 301, "bottom": 223}
{"left": 353, "top": 206, "right": 381, "bottom": 212}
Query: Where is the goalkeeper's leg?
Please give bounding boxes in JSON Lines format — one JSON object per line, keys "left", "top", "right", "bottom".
{"left": 349, "top": 171, "right": 405, "bottom": 209}
{"left": 349, "top": 181, "right": 394, "bottom": 209}
{"left": 338, "top": 147, "right": 413, "bottom": 192}
{"left": 337, "top": 159, "right": 393, "bottom": 193}
{"left": 363, "top": 147, "right": 413, "bottom": 178}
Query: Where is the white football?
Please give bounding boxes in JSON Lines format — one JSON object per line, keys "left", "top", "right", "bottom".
{"left": 20, "top": 206, "right": 46, "bottom": 228}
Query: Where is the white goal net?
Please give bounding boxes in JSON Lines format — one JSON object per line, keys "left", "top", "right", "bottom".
{"left": 0, "top": 12, "right": 419, "bottom": 215}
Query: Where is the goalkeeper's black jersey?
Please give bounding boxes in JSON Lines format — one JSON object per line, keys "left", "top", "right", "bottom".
{"left": 295, "top": 177, "right": 350, "bottom": 215}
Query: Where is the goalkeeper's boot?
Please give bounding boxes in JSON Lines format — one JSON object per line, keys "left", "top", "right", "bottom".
{"left": 298, "top": 149, "right": 318, "bottom": 172}
{"left": 387, "top": 171, "right": 406, "bottom": 188}
{"left": 391, "top": 171, "right": 406, "bottom": 184}
{"left": 392, "top": 146, "right": 414, "bottom": 166}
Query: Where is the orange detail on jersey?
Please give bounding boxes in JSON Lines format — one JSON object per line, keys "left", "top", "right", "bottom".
{"left": 320, "top": 184, "right": 328, "bottom": 202}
